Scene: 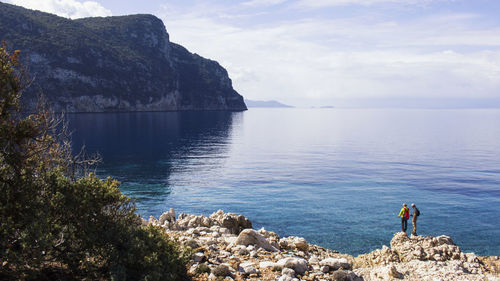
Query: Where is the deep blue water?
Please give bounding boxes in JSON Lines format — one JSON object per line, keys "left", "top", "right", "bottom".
{"left": 67, "top": 109, "right": 500, "bottom": 256}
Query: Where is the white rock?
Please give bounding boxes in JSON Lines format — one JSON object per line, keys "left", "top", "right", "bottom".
{"left": 309, "top": 256, "right": 320, "bottom": 265}
{"left": 189, "top": 264, "right": 199, "bottom": 275}
{"left": 278, "top": 275, "right": 294, "bottom": 281}
{"left": 193, "top": 252, "right": 205, "bottom": 262}
{"left": 294, "top": 237, "right": 309, "bottom": 251}
{"left": 219, "top": 227, "right": 231, "bottom": 234}
{"left": 259, "top": 261, "right": 276, "bottom": 269}
{"left": 219, "top": 250, "right": 231, "bottom": 257}
{"left": 148, "top": 216, "right": 159, "bottom": 226}
{"left": 158, "top": 208, "right": 176, "bottom": 225}
{"left": 223, "top": 236, "right": 237, "bottom": 245}
{"left": 201, "top": 216, "right": 212, "bottom": 227}
{"left": 279, "top": 236, "right": 309, "bottom": 251}
{"left": 186, "top": 228, "right": 200, "bottom": 236}
{"left": 276, "top": 257, "right": 308, "bottom": 274}
{"left": 319, "top": 258, "right": 350, "bottom": 270}
{"left": 282, "top": 267, "right": 295, "bottom": 277}
{"left": 227, "top": 229, "right": 278, "bottom": 252}
{"left": 238, "top": 262, "right": 258, "bottom": 274}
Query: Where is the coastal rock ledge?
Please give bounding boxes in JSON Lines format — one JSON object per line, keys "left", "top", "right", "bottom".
{"left": 146, "top": 209, "right": 500, "bottom": 281}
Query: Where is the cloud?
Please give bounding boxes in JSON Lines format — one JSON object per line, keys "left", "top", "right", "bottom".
{"left": 295, "top": 0, "right": 446, "bottom": 8}
{"left": 242, "top": 0, "right": 289, "bottom": 7}
{"left": 159, "top": 4, "right": 500, "bottom": 107}
{"left": 6, "top": 0, "right": 112, "bottom": 19}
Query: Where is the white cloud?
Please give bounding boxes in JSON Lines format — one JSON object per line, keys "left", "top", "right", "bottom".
{"left": 296, "top": 0, "right": 447, "bottom": 8}
{"left": 242, "top": 0, "right": 289, "bottom": 7}
{"left": 6, "top": 0, "right": 112, "bottom": 19}
{"left": 159, "top": 5, "right": 500, "bottom": 107}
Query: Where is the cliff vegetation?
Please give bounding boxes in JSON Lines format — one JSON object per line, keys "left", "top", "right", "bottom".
{"left": 0, "top": 2, "right": 247, "bottom": 112}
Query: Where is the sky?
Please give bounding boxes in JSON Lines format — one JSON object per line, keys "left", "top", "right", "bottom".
{"left": 4, "top": 0, "right": 500, "bottom": 107}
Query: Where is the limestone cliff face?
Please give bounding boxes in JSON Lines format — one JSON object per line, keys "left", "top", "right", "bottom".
{"left": 0, "top": 2, "right": 247, "bottom": 112}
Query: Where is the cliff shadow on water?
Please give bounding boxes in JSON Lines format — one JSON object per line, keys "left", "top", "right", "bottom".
{"left": 67, "top": 111, "right": 242, "bottom": 208}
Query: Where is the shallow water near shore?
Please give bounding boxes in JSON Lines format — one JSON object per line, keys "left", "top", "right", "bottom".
{"left": 67, "top": 108, "right": 500, "bottom": 256}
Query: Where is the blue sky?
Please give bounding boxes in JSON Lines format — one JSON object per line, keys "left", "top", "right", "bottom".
{"left": 5, "top": 0, "right": 500, "bottom": 107}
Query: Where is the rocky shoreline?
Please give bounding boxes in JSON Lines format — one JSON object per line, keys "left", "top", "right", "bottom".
{"left": 145, "top": 209, "right": 500, "bottom": 281}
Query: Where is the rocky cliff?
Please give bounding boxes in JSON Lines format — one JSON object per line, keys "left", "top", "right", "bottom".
{"left": 146, "top": 209, "right": 500, "bottom": 281}
{"left": 0, "top": 2, "right": 247, "bottom": 112}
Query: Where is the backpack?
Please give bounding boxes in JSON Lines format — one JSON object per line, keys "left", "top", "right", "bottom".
{"left": 404, "top": 208, "right": 409, "bottom": 220}
{"left": 415, "top": 208, "right": 420, "bottom": 216}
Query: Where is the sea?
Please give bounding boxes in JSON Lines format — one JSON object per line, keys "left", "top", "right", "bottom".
{"left": 67, "top": 108, "right": 500, "bottom": 256}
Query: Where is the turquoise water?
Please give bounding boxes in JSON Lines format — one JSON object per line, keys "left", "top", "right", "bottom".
{"left": 67, "top": 109, "right": 500, "bottom": 256}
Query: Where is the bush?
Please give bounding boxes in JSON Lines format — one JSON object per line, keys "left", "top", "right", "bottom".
{"left": 0, "top": 43, "right": 189, "bottom": 280}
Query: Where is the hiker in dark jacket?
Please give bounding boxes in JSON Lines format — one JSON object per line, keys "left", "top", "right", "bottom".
{"left": 411, "top": 203, "right": 420, "bottom": 236}
{"left": 398, "top": 203, "right": 410, "bottom": 233}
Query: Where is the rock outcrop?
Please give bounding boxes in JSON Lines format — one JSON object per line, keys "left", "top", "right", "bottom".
{"left": 355, "top": 232, "right": 499, "bottom": 281}
{"left": 0, "top": 2, "right": 247, "bottom": 112}
{"left": 147, "top": 209, "right": 500, "bottom": 281}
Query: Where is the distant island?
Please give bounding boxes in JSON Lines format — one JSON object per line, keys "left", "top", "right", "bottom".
{"left": 0, "top": 2, "right": 247, "bottom": 112}
{"left": 245, "top": 99, "right": 294, "bottom": 108}
{"left": 310, "top": 105, "right": 335, "bottom": 109}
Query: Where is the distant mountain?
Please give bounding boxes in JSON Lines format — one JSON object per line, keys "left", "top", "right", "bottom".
{"left": 245, "top": 99, "right": 294, "bottom": 108}
{"left": 0, "top": 2, "right": 247, "bottom": 112}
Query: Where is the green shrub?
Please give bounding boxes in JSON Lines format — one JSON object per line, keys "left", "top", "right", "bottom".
{"left": 196, "top": 263, "right": 211, "bottom": 275}
{"left": 0, "top": 43, "right": 189, "bottom": 280}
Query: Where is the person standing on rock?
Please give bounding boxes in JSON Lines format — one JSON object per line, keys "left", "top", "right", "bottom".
{"left": 411, "top": 203, "right": 420, "bottom": 236}
{"left": 398, "top": 203, "right": 410, "bottom": 233}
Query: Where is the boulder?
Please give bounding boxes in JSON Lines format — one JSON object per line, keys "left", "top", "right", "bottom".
{"left": 210, "top": 210, "right": 253, "bottom": 234}
{"left": 193, "top": 252, "right": 205, "bottom": 262}
{"left": 159, "top": 208, "right": 176, "bottom": 225}
{"left": 294, "top": 237, "right": 309, "bottom": 252}
{"left": 282, "top": 267, "right": 295, "bottom": 277}
{"left": 276, "top": 257, "right": 308, "bottom": 274}
{"left": 238, "top": 262, "right": 258, "bottom": 274}
{"left": 332, "top": 270, "right": 359, "bottom": 281}
{"left": 237, "top": 214, "right": 253, "bottom": 230}
{"left": 201, "top": 216, "right": 212, "bottom": 227}
{"left": 278, "top": 275, "right": 294, "bottom": 281}
{"left": 228, "top": 229, "right": 278, "bottom": 252}
{"left": 308, "top": 255, "right": 320, "bottom": 265}
{"left": 319, "top": 258, "right": 351, "bottom": 270}
{"left": 259, "top": 261, "right": 276, "bottom": 269}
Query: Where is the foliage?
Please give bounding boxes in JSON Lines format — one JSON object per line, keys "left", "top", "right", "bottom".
{"left": 0, "top": 43, "right": 189, "bottom": 280}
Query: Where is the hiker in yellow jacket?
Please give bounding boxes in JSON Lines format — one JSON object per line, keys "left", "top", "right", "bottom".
{"left": 398, "top": 203, "right": 410, "bottom": 233}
